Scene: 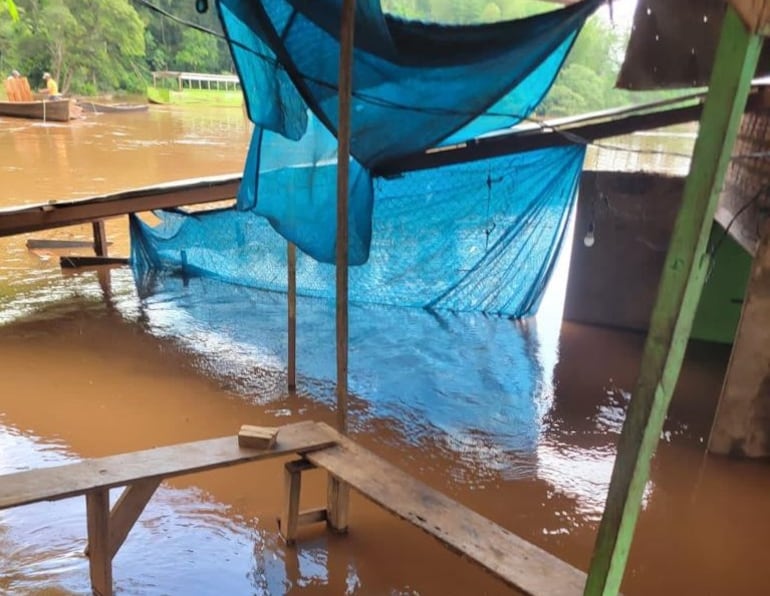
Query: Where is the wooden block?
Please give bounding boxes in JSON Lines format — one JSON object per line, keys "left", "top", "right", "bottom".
{"left": 238, "top": 425, "right": 279, "bottom": 450}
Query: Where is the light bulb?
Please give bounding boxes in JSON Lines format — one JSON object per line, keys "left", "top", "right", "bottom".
{"left": 583, "top": 223, "right": 595, "bottom": 248}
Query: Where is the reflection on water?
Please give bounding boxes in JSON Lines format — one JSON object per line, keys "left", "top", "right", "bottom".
{"left": 1, "top": 109, "right": 769, "bottom": 595}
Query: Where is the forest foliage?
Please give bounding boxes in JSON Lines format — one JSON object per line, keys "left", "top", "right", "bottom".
{"left": 1, "top": 0, "right": 647, "bottom": 116}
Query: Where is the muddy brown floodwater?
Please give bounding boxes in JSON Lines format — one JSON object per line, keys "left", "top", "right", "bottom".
{"left": 0, "top": 107, "right": 769, "bottom": 595}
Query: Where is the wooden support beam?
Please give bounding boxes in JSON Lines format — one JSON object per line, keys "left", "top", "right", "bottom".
{"left": 584, "top": 8, "right": 763, "bottom": 596}
{"left": 107, "top": 478, "right": 161, "bottom": 558}
{"left": 0, "top": 174, "right": 240, "bottom": 238}
{"left": 86, "top": 488, "right": 113, "bottom": 596}
{"left": 92, "top": 220, "right": 108, "bottom": 257}
{"left": 287, "top": 241, "right": 297, "bottom": 392}
{"left": 373, "top": 102, "right": 705, "bottom": 177}
{"left": 709, "top": 219, "right": 770, "bottom": 456}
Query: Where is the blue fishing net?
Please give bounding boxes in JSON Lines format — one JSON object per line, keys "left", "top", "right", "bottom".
{"left": 214, "top": 0, "right": 600, "bottom": 262}
{"left": 132, "top": 1, "right": 597, "bottom": 317}
{"left": 131, "top": 145, "right": 585, "bottom": 317}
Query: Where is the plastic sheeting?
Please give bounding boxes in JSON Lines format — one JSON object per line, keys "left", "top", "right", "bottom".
{"left": 214, "top": 0, "right": 601, "bottom": 262}
{"left": 131, "top": 145, "right": 585, "bottom": 318}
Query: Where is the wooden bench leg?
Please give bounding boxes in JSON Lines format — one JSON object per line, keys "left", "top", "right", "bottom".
{"left": 86, "top": 489, "right": 112, "bottom": 596}
{"left": 278, "top": 459, "right": 328, "bottom": 544}
{"left": 85, "top": 479, "right": 161, "bottom": 595}
{"left": 326, "top": 474, "right": 349, "bottom": 534}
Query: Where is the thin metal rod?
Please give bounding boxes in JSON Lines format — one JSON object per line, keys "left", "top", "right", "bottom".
{"left": 287, "top": 241, "right": 297, "bottom": 392}
{"left": 335, "top": 0, "right": 356, "bottom": 435}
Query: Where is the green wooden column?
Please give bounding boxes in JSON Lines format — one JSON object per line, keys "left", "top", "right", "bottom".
{"left": 584, "top": 7, "right": 763, "bottom": 596}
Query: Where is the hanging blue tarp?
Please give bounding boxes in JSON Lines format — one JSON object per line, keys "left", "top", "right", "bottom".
{"left": 131, "top": 145, "right": 585, "bottom": 317}
{"left": 214, "top": 0, "right": 601, "bottom": 263}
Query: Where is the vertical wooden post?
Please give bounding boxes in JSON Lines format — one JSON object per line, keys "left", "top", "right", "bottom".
{"left": 92, "top": 220, "right": 108, "bottom": 257}
{"left": 708, "top": 219, "right": 770, "bottom": 457}
{"left": 584, "top": 8, "right": 762, "bottom": 595}
{"left": 86, "top": 488, "right": 113, "bottom": 596}
{"left": 287, "top": 241, "right": 297, "bottom": 392}
{"left": 280, "top": 460, "right": 303, "bottom": 545}
{"left": 328, "top": 0, "right": 357, "bottom": 534}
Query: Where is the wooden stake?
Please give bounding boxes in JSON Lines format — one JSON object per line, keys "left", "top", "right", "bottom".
{"left": 92, "top": 220, "right": 108, "bottom": 257}
{"left": 287, "top": 241, "right": 297, "bottom": 392}
{"left": 584, "top": 7, "right": 763, "bottom": 595}
{"left": 85, "top": 488, "right": 113, "bottom": 596}
{"left": 330, "top": 0, "right": 357, "bottom": 532}
{"left": 336, "top": 0, "right": 356, "bottom": 436}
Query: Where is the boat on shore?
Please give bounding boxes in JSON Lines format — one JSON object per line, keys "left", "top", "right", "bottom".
{"left": 78, "top": 100, "right": 148, "bottom": 114}
{"left": 0, "top": 98, "right": 77, "bottom": 122}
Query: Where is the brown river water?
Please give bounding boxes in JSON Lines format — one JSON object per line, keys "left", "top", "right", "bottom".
{"left": 0, "top": 107, "right": 768, "bottom": 595}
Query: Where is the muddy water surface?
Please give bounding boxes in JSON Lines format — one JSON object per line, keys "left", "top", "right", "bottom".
{"left": 0, "top": 108, "right": 769, "bottom": 595}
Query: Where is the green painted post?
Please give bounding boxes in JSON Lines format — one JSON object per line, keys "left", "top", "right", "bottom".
{"left": 584, "top": 7, "right": 762, "bottom": 596}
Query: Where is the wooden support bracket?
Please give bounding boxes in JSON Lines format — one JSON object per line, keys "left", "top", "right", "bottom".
{"left": 84, "top": 479, "right": 161, "bottom": 595}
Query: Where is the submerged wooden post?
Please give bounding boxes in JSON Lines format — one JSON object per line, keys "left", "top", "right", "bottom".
{"left": 85, "top": 488, "right": 113, "bottom": 596}
{"left": 287, "top": 241, "right": 297, "bottom": 392}
{"left": 329, "top": 0, "right": 357, "bottom": 534}
{"left": 584, "top": 7, "right": 763, "bottom": 595}
{"left": 92, "top": 220, "right": 108, "bottom": 257}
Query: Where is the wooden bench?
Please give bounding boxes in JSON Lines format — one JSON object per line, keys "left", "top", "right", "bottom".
{"left": 0, "top": 420, "right": 587, "bottom": 596}
{"left": 284, "top": 424, "right": 588, "bottom": 596}
{"left": 0, "top": 420, "right": 336, "bottom": 596}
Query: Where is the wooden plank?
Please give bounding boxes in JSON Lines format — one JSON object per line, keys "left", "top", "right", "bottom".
{"left": 26, "top": 238, "right": 108, "bottom": 249}
{"left": 584, "top": 7, "right": 763, "bottom": 596}
{"left": 86, "top": 489, "right": 113, "bottom": 596}
{"left": 0, "top": 421, "right": 335, "bottom": 511}
{"left": 0, "top": 174, "right": 240, "bottom": 238}
{"left": 373, "top": 89, "right": 766, "bottom": 177}
{"left": 237, "top": 425, "right": 278, "bottom": 450}
{"left": 60, "top": 256, "right": 128, "bottom": 268}
{"left": 108, "top": 478, "right": 161, "bottom": 559}
{"left": 306, "top": 424, "right": 586, "bottom": 596}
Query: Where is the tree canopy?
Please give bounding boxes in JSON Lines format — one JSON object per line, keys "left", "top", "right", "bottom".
{"left": 0, "top": 0, "right": 650, "bottom": 116}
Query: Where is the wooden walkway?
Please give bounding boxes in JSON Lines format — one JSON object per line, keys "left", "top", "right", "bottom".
{"left": 0, "top": 420, "right": 587, "bottom": 596}
{"left": 0, "top": 173, "right": 240, "bottom": 238}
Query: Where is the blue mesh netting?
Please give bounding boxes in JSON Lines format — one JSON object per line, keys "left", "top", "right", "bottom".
{"left": 131, "top": 145, "right": 585, "bottom": 317}
{"left": 131, "top": 1, "right": 598, "bottom": 318}
{"left": 213, "top": 0, "right": 601, "bottom": 262}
